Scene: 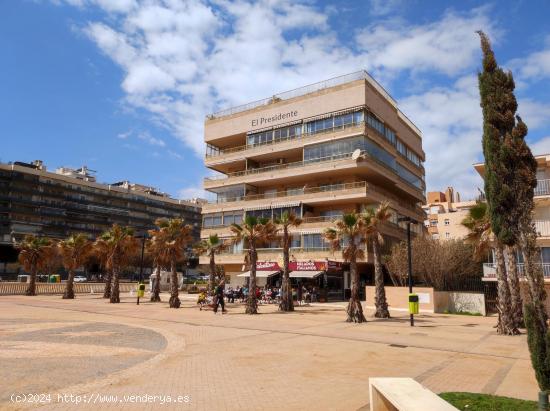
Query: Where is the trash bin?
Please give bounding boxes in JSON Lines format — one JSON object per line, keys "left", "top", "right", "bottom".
{"left": 137, "top": 283, "right": 145, "bottom": 298}
{"left": 408, "top": 293, "right": 419, "bottom": 314}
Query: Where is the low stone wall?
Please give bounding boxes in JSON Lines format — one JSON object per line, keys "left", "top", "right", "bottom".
{"left": 366, "top": 286, "right": 487, "bottom": 315}
{"left": 433, "top": 291, "right": 486, "bottom": 316}
{"left": 0, "top": 282, "right": 136, "bottom": 296}
{"left": 365, "top": 286, "right": 435, "bottom": 313}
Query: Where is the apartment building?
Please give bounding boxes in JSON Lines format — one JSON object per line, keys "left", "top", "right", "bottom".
{"left": 0, "top": 160, "right": 203, "bottom": 247}
{"left": 200, "top": 71, "right": 426, "bottom": 299}
{"left": 422, "top": 187, "right": 476, "bottom": 241}
{"left": 474, "top": 154, "right": 550, "bottom": 280}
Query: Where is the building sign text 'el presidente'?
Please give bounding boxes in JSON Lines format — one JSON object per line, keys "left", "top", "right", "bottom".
{"left": 251, "top": 110, "right": 298, "bottom": 127}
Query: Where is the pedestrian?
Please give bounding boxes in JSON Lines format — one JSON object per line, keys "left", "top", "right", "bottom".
{"left": 213, "top": 280, "right": 227, "bottom": 314}
{"left": 297, "top": 284, "right": 303, "bottom": 306}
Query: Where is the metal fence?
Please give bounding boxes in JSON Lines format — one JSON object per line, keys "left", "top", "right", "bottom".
{"left": 0, "top": 282, "right": 136, "bottom": 296}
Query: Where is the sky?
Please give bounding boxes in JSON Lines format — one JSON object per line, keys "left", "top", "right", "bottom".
{"left": 1, "top": 0, "right": 550, "bottom": 201}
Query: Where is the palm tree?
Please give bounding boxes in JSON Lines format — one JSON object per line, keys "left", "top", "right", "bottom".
{"left": 15, "top": 235, "right": 54, "bottom": 296}
{"left": 274, "top": 211, "right": 302, "bottom": 312}
{"left": 58, "top": 233, "right": 94, "bottom": 299}
{"left": 230, "top": 215, "right": 279, "bottom": 314}
{"left": 93, "top": 236, "right": 113, "bottom": 299}
{"left": 364, "top": 202, "right": 391, "bottom": 319}
{"left": 156, "top": 218, "right": 193, "bottom": 308}
{"left": 98, "top": 225, "right": 139, "bottom": 304}
{"left": 194, "top": 234, "right": 226, "bottom": 295}
{"left": 147, "top": 223, "right": 168, "bottom": 302}
{"left": 324, "top": 212, "right": 368, "bottom": 323}
{"left": 462, "top": 202, "right": 519, "bottom": 334}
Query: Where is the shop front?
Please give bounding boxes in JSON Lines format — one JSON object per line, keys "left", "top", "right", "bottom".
{"left": 236, "top": 261, "right": 281, "bottom": 287}
{"left": 289, "top": 260, "right": 344, "bottom": 302}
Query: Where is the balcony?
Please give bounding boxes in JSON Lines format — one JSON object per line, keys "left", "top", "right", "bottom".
{"left": 535, "top": 179, "right": 550, "bottom": 197}
{"left": 204, "top": 151, "right": 424, "bottom": 200}
{"left": 483, "top": 262, "right": 550, "bottom": 278}
{"left": 203, "top": 181, "right": 367, "bottom": 213}
{"left": 535, "top": 220, "right": 550, "bottom": 237}
{"left": 206, "top": 122, "right": 366, "bottom": 166}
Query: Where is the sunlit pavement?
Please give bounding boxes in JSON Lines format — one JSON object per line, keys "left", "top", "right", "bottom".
{"left": 0, "top": 292, "right": 538, "bottom": 410}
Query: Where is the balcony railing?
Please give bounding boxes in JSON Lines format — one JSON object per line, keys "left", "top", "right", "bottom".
{"left": 212, "top": 181, "right": 367, "bottom": 205}
{"left": 535, "top": 220, "right": 550, "bottom": 237}
{"left": 483, "top": 262, "right": 550, "bottom": 278}
{"left": 205, "top": 152, "right": 356, "bottom": 182}
{"left": 535, "top": 179, "right": 550, "bottom": 197}
{"left": 206, "top": 121, "right": 364, "bottom": 157}
{"left": 207, "top": 71, "right": 394, "bottom": 119}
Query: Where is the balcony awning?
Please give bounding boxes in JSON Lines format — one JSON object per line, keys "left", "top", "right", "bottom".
{"left": 296, "top": 229, "right": 324, "bottom": 234}
{"left": 245, "top": 204, "right": 273, "bottom": 211}
{"left": 271, "top": 201, "right": 301, "bottom": 208}
{"left": 237, "top": 270, "right": 280, "bottom": 278}
{"left": 289, "top": 271, "right": 323, "bottom": 278}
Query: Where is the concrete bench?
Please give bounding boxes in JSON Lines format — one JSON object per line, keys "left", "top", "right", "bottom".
{"left": 369, "top": 378, "right": 458, "bottom": 411}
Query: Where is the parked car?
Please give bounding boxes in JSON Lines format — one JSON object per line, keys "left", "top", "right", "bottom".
{"left": 74, "top": 276, "right": 87, "bottom": 283}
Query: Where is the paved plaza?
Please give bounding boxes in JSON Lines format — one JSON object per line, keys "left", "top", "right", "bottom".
{"left": 0, "top": 292, "right": 538, "bottom": 410}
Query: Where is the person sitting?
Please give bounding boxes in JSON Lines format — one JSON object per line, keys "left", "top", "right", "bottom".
{"left": 197, "top": 291, "right": 207, "bottom": 310}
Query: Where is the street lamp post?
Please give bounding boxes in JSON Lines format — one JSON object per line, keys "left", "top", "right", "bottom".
{"left": 136, "top": 232, "right": 148, "bottom": 305}
{"left": 398, "top": 217, "right": 418, "bottom": 327}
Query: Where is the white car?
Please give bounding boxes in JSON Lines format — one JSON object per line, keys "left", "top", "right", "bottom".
{"left": 74, "top": 276, "right": 87, "bottom": 283}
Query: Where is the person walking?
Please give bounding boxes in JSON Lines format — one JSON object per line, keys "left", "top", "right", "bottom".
{"left": 213, "top": 280, "right": 227, "bottom": 314}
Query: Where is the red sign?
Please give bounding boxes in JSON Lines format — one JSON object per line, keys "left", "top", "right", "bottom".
{"left": 256, "top": 261, "right": 280, "bottom": 271}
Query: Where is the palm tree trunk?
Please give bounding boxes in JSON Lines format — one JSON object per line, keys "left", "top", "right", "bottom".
{"left": 150, "top": 265, "right": 161, "bottom": 302}
{"left": 279, "top": 226, "right": 294, "bottom": 312}
{"left": 505, "top": 245, "right": 523, "bottom": 328}
{"left": 168, "top": 260, "right": 180, "bottom": 308}
{"left": 347, "top": 252, "right": 366, "bottom": 323}
{"left": 246, "top": 245, "right": 258, "bottom": 314}
{"left": 495, "top": 243, "right": 518, "bottom": 335}
{"left": 110, "top": 266, "right": 120, "bottom": 303}
{"left": 25, "top": 262, "right": 37, "bottom": 296}
{"left": 208, "top": 251, "right": 216, "bottom": 295}
{"left": 103, "top": 268, "right": 112, "bottom": 299}
{"left": 373, "top": 238, "right": 390, "bottom": 318}
{"left": 63, "top": 269, "right": 75, "bottom": 299}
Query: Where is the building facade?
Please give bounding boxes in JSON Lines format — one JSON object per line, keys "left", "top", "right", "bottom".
{"left": 474, "top": 154, "right": 550, "bottom": 280}
{"left": 0, "top": 161, "right": 203, "bottom": 247}
{"left": 200, "top": 71, "right": 426, "bottom": 298}
{"left": 422, "top": 187, "right": 476, "bottom": 241}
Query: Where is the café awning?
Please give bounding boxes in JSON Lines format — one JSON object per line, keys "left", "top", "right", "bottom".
{"left": 289, "top": 271, "right": 323, "bottom": 279}
{"left": 237, "top": 270, "right": 280, "bottom": 278}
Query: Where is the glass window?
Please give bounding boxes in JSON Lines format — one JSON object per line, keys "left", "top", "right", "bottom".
{"left": 303, "top": 234, "right": 324, "bottom": 249}
{"left": 541, "top": 248, "right": 550, "bottom": 264}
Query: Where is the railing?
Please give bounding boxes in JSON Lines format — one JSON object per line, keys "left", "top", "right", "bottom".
{"left": 0, "top": 282, "right": 136, "bottom": 296}
{"left": 211, "top": 181, "right": 367, "bottom": 205}
{"left": 206, "top": 121, "right": 364, "bottom": 157}
{"left": 205, "top": 152, "right": 355, "bottom": 182}
{"left": 483, "top": 263, "right": 550, "bottom": 278}
{"left": 535, "top": 220, "right": 550, "bottom": 236}
{"left": 535, "top": 179, "right": 550, "bottom": 197}
{"left": 207, "top": 71, "right": 394, "bottom": 119}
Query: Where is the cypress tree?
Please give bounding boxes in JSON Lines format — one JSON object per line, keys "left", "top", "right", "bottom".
{"left": 477, "top": 31, "right": 520, "bottom": 335}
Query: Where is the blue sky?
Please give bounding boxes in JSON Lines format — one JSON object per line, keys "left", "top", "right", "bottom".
{"left": 1, "top": 0, "right": 550, "bottom": 200}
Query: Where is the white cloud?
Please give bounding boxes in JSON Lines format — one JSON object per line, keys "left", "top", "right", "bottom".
{"left": 367, "top": 0, "right": 404, "bottom": 16}
{"left": 137, "top": 132, "right": 165, "bottom": 147}
{"left": 178, "top": 186, "right": 210, "bottom": 200}
{"left": 400, "top": 75, "right": 484, "bottom": 198}
{"left": 517, "top": 99, "right": 550, "bottom": 130}
{"left": 508, "top": 36, "right": 550, "bottom": 81}
{"left": 529, "top": 136, "right": 550, "bottom": 156}
{"left": 355, "top": 7, "right": 497, "bottom": 77}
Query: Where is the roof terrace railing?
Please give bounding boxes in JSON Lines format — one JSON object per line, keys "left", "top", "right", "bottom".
{"left": 207, "top": 71, "right": 384, "bottom": 119}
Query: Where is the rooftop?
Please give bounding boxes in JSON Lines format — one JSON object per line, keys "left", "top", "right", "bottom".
{"left": 207, "top": 70, "right": 421, "bottom": 136}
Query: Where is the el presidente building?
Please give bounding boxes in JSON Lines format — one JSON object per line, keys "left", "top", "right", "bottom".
{"left": 0, "top": 160, "right": 203, "bottom": 268}
{"left": 422, "top": 186, "right": 477, "bottom": 241}
{"left": 200, "top": 71, "right": 426, "bottom": 300}
{"left": 474, "top": 153, "right": 550, "bottom": 280}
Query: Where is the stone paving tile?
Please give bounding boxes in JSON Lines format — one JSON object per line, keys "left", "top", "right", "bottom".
{"left": 0, "top": 293, "right": 540, "bottom": 410}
